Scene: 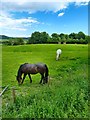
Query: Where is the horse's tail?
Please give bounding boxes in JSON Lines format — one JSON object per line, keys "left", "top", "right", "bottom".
{"left": 45, "top": 64, "right": 49, "bottom": 83}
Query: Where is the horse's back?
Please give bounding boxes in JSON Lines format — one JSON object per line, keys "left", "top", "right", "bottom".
{"left": 19, "top": 63, "right": 47, "bottom": 74}
{"left": 56, "top": 49, "right": 62, "bottom": 54}
{"left": 36, "top": 63, "right": 45, "bottom": 67}
{"left": 35, "top": 63, "right": 47, "bottom": 72}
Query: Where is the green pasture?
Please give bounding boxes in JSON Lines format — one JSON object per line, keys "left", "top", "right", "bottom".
{"left": 2, "top": 44, "right": 88, "bottom": 118}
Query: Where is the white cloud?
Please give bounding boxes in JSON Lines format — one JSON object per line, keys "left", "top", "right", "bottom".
{"left": 1, "top": 1, "right": 89, "bottom": 13}
{"left": 58, "top": 12, "right": 64, "bottom": 17}
{"left": 75, "top": 1, "right": 89, "bottom": 6}
{"left": 0, "top": 11, "right": 39, "bottom": 32}
{"left": 1, "top": 2, "right": 68, "bottom": 13}
{"left": 1, "top": 0, "right": 89, "bottom": 2}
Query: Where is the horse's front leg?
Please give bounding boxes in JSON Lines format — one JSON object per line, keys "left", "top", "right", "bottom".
{"left": 39, "top": 74, "right": 44, "bottom": 84}
{"left": 21, "top": 74, "right": 27, "bottom": 84}
{"left": 28, "top": 74, "right": 32, "bottom": 83}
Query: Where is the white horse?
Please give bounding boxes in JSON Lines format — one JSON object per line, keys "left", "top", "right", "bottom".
{"left": 56, "top": 49, "right": 62, "bottom": 60}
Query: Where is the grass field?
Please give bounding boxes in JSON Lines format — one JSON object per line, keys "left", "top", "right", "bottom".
{"left": 2, "top": 44, "right": 88, "bottom": 118}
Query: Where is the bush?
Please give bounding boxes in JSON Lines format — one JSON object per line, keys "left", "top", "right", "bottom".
{"left": 2, "top": 38, "right": 25, "bottom": 45}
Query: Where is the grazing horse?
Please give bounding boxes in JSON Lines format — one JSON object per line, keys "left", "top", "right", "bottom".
{"left": 56, "top": 49, "right": 62, "bottom": 60}
{"left": 16, "top": 63, "right": 49, "bottom": 85}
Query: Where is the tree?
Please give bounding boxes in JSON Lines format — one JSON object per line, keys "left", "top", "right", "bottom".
{"left": 69, "top": 33, "right": 77, "bottom": 39}
{"left": 40, "top": 32, "right": 50, "bottom": 43}
{"left": 59, "top": 33, "right": 66, "bottom": 43}
{"left": 28, "top": 31, "right": 41, "bottom": 44}
{"left": 18, "top": 38, "right": 24, "bottom": 45}
{"left": 77, "top": 31, "right": 85, "bottom": 40}
{"left": 84, "top": 35, "right": 89, "bottom": 44}
{"left": 51, "top": 33, "right": 59, "bottom": 43}
{"left": 7, "top": 38, "right": 15, "bottom": 45}
{"left": 27, "top": 31, "right": 87, "bottom": 44}
{"left": 59, "top": 33, "right": 65, "bottom": 39}
{"left": 28, "top": 31, "right": 50, "bottom": 44}
{"left": 13, "top": 38, "right": 24, "bottom": 45}
{"left": 65, "top": 34, "right": 69, "bottom": 40}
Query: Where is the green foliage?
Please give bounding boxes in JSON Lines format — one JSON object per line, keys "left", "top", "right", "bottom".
{"left": 69, "top": 33, "right": 78, "bottom": 39}
{"left": 2, "top": 44, "right": 88, "bottom": 118}
{"left": 16, "top": 38, "right": 24, "bottom": 45}
{"left": 2, "top": 38, "right": 24, "bottom": 45}
{"left": 77, "top": 31, "right": 85, "bottom": 40}
{"left": 51, "top": 33, "right": 60, "bottom": 42}
{"left": 28, "top": 31, "right": 49, "bottom": 44}
{"left": 28, "top": 31, "right": 88, "bottom": 44}
{"left": 1, "top": 31, "right": 88, "bottom": 45}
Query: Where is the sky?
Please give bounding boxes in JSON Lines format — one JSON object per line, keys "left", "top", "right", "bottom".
{"left": 0, "top": 0, "right": 89, "bottom": 37}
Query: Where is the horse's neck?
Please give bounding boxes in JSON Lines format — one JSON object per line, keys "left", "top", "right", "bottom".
{"left": 17, "top": 69, "right": 22, "bottom": 77}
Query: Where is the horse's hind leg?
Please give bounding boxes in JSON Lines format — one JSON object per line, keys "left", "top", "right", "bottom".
{"left": 28, "top": 74, "right": 32, "bottom": 83}
{"left": 22, "top": 73, "right": 27, "bottom": 84}
{"left": 39, "top": 74, "right": 44, "bottom": 84}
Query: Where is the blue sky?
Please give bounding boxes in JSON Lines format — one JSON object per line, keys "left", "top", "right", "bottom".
{"left": 0, "top": 1, "right": 89, "bottom": 37}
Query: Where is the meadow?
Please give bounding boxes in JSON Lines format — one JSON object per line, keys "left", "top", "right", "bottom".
{"left": 1, "top": 44, "right": 88, "bottom": 118}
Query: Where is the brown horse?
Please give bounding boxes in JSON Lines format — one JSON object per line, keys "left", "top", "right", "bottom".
{"left": 16, "top": 63, "right": 49, "bottom": 85}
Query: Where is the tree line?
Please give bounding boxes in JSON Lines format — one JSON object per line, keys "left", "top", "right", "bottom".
{"left": 1, "top": 31, "right": 89, "bottom": 45}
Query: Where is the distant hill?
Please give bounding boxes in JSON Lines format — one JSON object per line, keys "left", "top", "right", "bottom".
{"left": 0, "top": 35, "right": 11, "bottom": 39}
{"left": 0, "top": 35, "right": 28, "bottom": 40}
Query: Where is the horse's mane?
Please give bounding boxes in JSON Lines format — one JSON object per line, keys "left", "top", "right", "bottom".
{"left": 18, "top": 63, "right": 28, "bottom": 75}
{"left": 19, "top": 63, "right": 28, "bottom": 68}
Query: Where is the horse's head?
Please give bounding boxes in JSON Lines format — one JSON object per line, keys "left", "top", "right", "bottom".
{"left": 16, "top": 75, "right": 22, "bottom": 85}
